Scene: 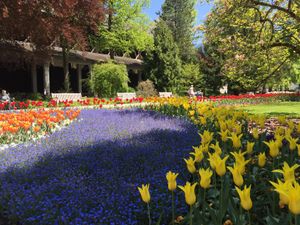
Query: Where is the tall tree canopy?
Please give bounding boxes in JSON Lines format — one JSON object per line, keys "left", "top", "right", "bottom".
{"left": 160, "top": 0, "right": 197, "bottom": 62}
{"left": 1, "top": 0, "right": 105, "bottom": 92}
{"left": 0, "top": 0, "right": 105, "bottom": 49}
{"left": 90, "top": 0, "right": 153, "bottom": 58}
{"left": 200, "top": 0, "right": 298, "bottom": 92}
{"left": 145, "top": 20, "right": 182, "bottom": 93}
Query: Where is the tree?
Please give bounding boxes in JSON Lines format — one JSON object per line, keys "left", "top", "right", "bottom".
{"left": 200, "top": 1, "right": 294, "bottom": 92}
{"left": 144, "top": 20, "right": 182, "bottom": 93}
{"left": 90, "top": 0, "right": 153, "bottom": 59}
{"left": 89, "top": 62, "right": 129, "bottom": 97}
{"left": 160, "top": 0, "right": 197, "bottom": 62}
{"left": 0, "top": 0, "right": 105, "bottom": 91}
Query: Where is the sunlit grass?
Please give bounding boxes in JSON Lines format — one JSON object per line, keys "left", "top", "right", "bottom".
{"left": 240, "top": 102, "right": 300, "bottom": 117}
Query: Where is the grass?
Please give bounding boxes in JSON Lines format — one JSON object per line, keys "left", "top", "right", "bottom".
{"left": 239, "top": 101, "right": 300, "bottom": 117}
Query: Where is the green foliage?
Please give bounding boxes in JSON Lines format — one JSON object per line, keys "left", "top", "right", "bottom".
{"left": 89, "top": 62, "right": 129, "bottom": 97}
{"left": 145, "top": 20, "right": 182, "bottom": 93}
{"left": 160, "top": 0, "right": 197, "bottom": 62}
{"left": 201, "top": 1, "right": 296, "bottom": 92}
{"left": 178, "top": 63, "right": 203, "bottom": 94}
{"left": 90, "top": 0, "right": 153, "bottom": 57}
{"left": 136, "top": 79, "right": 158, "bottom": 97}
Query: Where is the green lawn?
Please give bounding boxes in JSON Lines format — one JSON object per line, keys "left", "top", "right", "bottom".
{"left": 239, "top": 102, "right": 300, "bottom": 117}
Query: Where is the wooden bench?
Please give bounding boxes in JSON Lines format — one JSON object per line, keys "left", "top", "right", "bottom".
{"left": 117, "top": 92, "right": 136, "bottom": 99}
{"left": 159, "top": 92, "right": 173, "bottom": 98}
{"left": 51, "top": 93, "right": 82, "bottom": 101}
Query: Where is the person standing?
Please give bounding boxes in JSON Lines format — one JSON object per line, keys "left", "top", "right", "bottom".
{"left": 188, "top": 85, "right": 195, "bottom": 97}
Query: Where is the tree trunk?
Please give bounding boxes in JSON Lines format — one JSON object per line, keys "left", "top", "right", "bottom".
{"left": 108, "top": 0, "right": 115, "bottom": 59}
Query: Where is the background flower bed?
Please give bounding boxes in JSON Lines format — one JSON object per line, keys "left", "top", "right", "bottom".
{"left": 0, "top": 109, "right": 199, "bottom": 225}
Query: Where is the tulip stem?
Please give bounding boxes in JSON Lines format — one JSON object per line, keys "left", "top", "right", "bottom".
{"left": 248, "top": 211, "right": 251, "bottom": 225}
{"left": 296, "top": 214, "right": 298, "bottom": 225}
{"left": 220, "top": 177, "right": 224, "bottom": 225}
{"left": 147, "top": 203, "right": 151, "bottom": 225}
{"left": 190, "top": 205, "right": 193, "bottom": 225}
{"left": 172, "top": 191, "right": 175, "bottom": 225}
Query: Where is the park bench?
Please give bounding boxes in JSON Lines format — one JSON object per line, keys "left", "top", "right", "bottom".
{"left": 159, "top": 92, "right": 173, "bottom": 98}
{"left": 51, "top": 93, "right": 82, "bottom": 101}
{"left": 117, "top": 92, "right": 136, "bottom": 99}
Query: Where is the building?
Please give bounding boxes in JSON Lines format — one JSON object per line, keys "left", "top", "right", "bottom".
{"left": 0, "top": 41, "right": 143, "bottom": 96}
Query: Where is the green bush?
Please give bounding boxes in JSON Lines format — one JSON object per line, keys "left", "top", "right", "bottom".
{"left": 136, "top": 80, "right": 158, "bottom": 97}
{"left": 89, "top": 62, "right": 130, "bottom": 97}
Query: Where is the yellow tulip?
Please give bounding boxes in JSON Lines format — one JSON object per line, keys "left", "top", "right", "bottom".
{"left": 275, "top": 126, "right": 285, "bottom": 136}
{"left": 199, "top": 130, "right": 214, "bottom": 145}
{"left": 189, "top": 110, "right": 195, "bottom": 117}
{"left": 178, "top": 182, "right": 197, "bottom": 206}
{"left": 233, "top": 124, "right": 242, "bottom": 135}
{"left": 252, "top": 128, "right": 259, "bottom": 140}
{"left": 258, "top": 152, "right": 266, "bottom": 167}
{"left": 285, "top": 129, "right": 292, "bottom": 139}
{"left": 287, "top": 182, "right": 300, "bottom": 215}
{"left": 235, "top": 185, "right": 252, "bottom": 211}
{"left": 287, "top": 120, "right": 295, "bottom": 130}
{"left": 230, "top": 150, "right": 247, "bottom": 163}
{"left": 264, "top": 140, "right": 279, "bottom": 158}
{"left": 191, "top": 146, "right": 204, "bottom": 163}
{"left": 228, "top": 165, "right": 244, "bottom": 187}
{"left": 208, "top": 152, "right": 221, "bottom": 170}
{"left": 297, "top": 144, "right": 300, "bottom": 157}
{"left": 218, "top": 130, "right": 229, "bottom": 142}
{"left": 138, "top": 184, "right": 151, "bottom": 203}
{"left": 219, "top": 121, "right": 227, "bottom": 131}
{"left": 286, "top": 137, "right": 299, "bottom": 151}
{"left": 229, "top": 133, "right": 243, "bottom": 149}
{"left": 272, "top": 181, "right": 300, "bottom": 215}
{"left": 184, "top": 157, "right": 196, "bottom": 174}
{"left": 246, "top": 141, "right": 255, "bottom": 154}
{"left": 270, "top": 179, "right": 292, "bottom": 207}
{"left": 199, "top": 168, "right": 213, "bottom": 189}
{"left": 275, "top": 134, "right": 284, "bottom": 148}
{"left": 210, "top": 141, "right": 222, "bottom": 155}
{"left": 166, "top": 171, "right": 179, "bottom": 191}
{"left": 200, "top": 116, "right": 207, "bottom": 125}
{"left": 278, "top": 116, "right": 287, "bottom": 125}
{"left": 273, "top": 162, "right": 300, "bottom": 183}
{"left": 215, "top": 155, "right": 229, "bottom": 176}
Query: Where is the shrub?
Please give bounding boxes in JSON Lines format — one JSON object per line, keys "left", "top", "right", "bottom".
{"left": 89, "top": 62, "right": 130, "bottom": 97}
{"left": 136, "top": 79, "right": 158, "bottom": 97}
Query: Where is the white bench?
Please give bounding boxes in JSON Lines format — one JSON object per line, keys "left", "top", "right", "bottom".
{"left": 117, "top": 92, "right": 136, "bottom": 99}
{"left": 159, "top": 92, "right": 173, "bottom": 98}
{"left": 51, "top": 93, "right": 82, "bottom": 101}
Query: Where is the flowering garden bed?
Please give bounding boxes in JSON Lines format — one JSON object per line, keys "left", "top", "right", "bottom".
{"left": 0, "top": 109, "right": 199, "bottom": 224}
{"left": 0, "top": 97, "right": 300, "bottom": 225}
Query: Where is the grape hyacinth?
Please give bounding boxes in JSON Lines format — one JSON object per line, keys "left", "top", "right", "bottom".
{"left": 0, "top": 109, "right": 199, "bottom": 224}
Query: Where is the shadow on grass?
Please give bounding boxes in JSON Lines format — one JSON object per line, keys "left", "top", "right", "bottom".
{"left": 0, "top": 110, "right": 199, "bottom": 225}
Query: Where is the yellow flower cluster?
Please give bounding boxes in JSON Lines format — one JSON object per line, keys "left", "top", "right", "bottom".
{"left": 138, "top": 97, "right": 300, "bottom": 222}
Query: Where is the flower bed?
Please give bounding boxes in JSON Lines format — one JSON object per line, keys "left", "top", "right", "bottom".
{"left": 140, "top": 97, "right": 300, "bottom": 225}
{"left": 0, "top": 109, "right": 80, "bottom": 146}
{"left": 0, "top": 97, "right": 144, "bottom": 111}
{"left": 0, "top": 109, "right": 199, "bottom": 224}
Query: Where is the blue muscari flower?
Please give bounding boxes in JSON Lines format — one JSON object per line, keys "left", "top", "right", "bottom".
{"left": 0, "top": 109, "right": 199, "bottom": 224}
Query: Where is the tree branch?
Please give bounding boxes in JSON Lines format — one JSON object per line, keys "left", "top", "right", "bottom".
{"left": 251, "top": 0, "right": 300, "bottom": 22}
{"left": 270, "top": 42, "right": 300, "bottom": 54}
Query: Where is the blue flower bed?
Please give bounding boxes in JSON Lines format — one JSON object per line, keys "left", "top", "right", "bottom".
{"left": 0, "top": 109, "right": 199, "bottom": 225}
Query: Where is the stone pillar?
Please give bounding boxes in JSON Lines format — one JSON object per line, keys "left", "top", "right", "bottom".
{"left": 43, "top": 62, "right": 50, "bottom": 96}
{"left": 31, "top": 60, "right": 37, "bottom": 93}
{"left": 77, "top": 64, "right": 82, "bottom": 93}
{"left": 138, "top": 71, "right": 142, "bottom": 83}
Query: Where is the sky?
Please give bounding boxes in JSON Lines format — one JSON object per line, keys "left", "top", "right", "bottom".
{"left": 142, "top": 0, "right": 213, "bottom": 44}
{"left": 143, "top": 0, "right": 213, "bottom": 25}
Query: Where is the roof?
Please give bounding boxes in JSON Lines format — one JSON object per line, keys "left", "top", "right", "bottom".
{"left": 0, "top": 41, "right": 143, "bottom": 68}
